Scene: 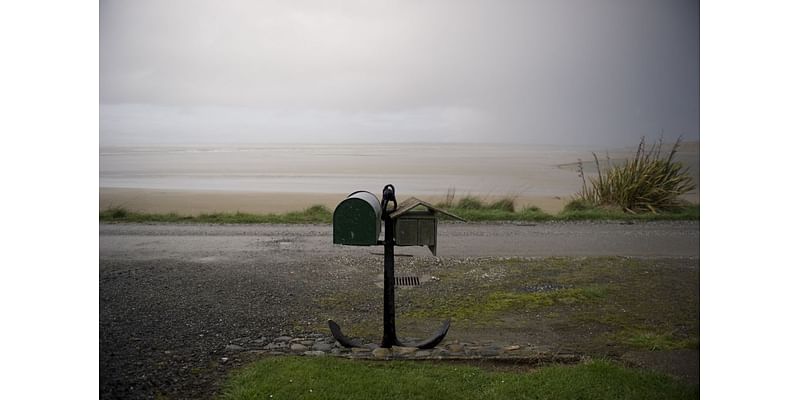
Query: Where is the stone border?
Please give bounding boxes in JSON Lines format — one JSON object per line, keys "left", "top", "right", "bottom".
{"left": 221, "top": 333, "right": 583, "bottom": 363}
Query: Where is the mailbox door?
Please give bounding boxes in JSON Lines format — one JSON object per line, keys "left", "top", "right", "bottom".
{"left": 418, "top": 217, "right": 436, "bottom": 245}
{"left": 395, "top": 217, "right": 418, "bottom": 245}
{"left": 395, "top": 211, "right": 436, "bottom": 246}
{"left": 333, "top": 192, "right": 381, "bottom": 245}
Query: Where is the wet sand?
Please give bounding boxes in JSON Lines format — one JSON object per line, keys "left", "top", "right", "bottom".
{"left": 99, "top": 188, "right": 571, "bottom": 214}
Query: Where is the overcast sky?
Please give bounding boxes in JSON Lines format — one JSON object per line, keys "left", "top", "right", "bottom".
{"left": 100, "top": 0, "right": 699, "bottom": 146}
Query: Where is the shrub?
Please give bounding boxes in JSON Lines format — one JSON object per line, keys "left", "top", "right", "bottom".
{"left": 576, "top": 137, "right": 695, "bottom": 213}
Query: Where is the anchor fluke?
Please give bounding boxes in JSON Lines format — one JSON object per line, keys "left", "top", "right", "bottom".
{"left": 407, "top": 320, "right": 451, "bottom": 349}
{"left": 328, "top": 319, "right": 362, "bottom": 348}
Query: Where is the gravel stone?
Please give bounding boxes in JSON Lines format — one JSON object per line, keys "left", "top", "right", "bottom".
{"left": 224, "top": 344, "right": 244, "bottom": 353}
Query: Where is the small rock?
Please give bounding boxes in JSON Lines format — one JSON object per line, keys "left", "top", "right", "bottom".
{"left": 274, "top": 336, "right": 292, "bottom": 342}
{"left": 303, "top": 351, "right": 326, "bottom": 357}
{"left": 393, "top": 346, "right": 417, "bottom": 356}
{"left": 290, "top": 343, "right": 308, "bottom": 352}
{"left": 312, "top": 343, "right": 332, "bottom": 352}
{"left": 266, "top": 342, "right": 287, "bottom": 350}
{"left": 372, "top": 347, "right": 392, "bottom": 358}
{"left": 446, "top": 343, "right": 464, "bottom": 353}
{"left": 220, "top": 357, "right": 229, "bottom": 364}
{"left": 504, "top": 345, "right": 521, "bottom": 352}
{"left": 300, "top": 340, "right": 314, "bottom": 346}
{"left": 481, "top": 349, "right": 500, "bottom": 357}
{"left": 415, "top": 351, "right": 431, "bottom": 358}
{"left": 224, "top": 344, "right": 245, "bottom": 353}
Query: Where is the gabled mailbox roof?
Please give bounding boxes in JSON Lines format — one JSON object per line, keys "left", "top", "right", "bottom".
{"left": 389, "top": 197, "right": 467, "bottom": 222}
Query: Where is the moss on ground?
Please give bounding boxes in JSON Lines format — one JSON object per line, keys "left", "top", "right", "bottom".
{"left": 312, "top": 256, "right": 699, "bottom": 353}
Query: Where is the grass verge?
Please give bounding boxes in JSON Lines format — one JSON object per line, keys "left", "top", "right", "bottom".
{"left": 219, "top": 356, "right": 698, "bottom": 400}
{"left": 100, "top": 202, "right": 698, "bottom": 223}
{"left": 100, "top": 205, "right": 332, "bottom": 224}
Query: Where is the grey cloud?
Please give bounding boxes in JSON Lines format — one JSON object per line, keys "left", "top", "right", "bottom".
{"left": 100, "top": 0, "right": 699, "bottom": 145}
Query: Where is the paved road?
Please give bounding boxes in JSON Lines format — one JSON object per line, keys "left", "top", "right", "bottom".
{"left": 100, "top": 220, "right": 699, "bottom": 260}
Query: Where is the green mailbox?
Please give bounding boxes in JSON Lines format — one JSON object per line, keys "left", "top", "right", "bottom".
{"left": 333, "top": 191, "right": 382, "bottom": 245}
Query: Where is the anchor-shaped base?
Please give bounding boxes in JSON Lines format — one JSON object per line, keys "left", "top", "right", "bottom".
{"left": 328, "top": 319, "right": 450, "bottom": 349}
{"left": 329, "top": 184, "right": 452, "bottom": 350}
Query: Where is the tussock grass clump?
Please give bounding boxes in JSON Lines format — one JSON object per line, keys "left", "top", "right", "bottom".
{"left": 576, "top": 137, "right": 696, "bottom": 213}
{"left": 456, "top": 196, "right": 486, "bottom": 210}
{"left": 447, "top": 195, "right": 517, "bottom": 212}
{"left": 488, "top": 197, "right": 515, "bottom": 213}
{"left": 101, "top": 206, "right": 129, "bottom": 219}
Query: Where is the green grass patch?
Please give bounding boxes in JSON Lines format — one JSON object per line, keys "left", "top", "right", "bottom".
{"left": 435, "top": 195, "right": 697, "bottom": 222}
{"left": 101, "top": 200, "right": 698, "bottom": 224}
{"left": 557, "top": 203, "right": 700, "bottom": 221}
{"left": 315, "top": 257, "right": 698, "bottom": 353}
{"left": 219, "top": 357, "right": 698, "bottom": 400}
{"left": 100, "top": 205, "right": 332, "bottom": 224}
{"left": 438, "top": 195, "right": 519, "bottom": 213}
{"left": 441, "top": 207, "right": 551, "bottom": 222}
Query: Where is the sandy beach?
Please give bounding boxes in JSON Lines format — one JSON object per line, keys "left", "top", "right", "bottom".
{"left": 99, "top": 188, "right": 573, "bottom": 214}
{"left": 99, "top": 142, "right": 699, "bottom": 215}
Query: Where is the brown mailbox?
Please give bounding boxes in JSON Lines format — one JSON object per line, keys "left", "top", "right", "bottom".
{"left": 390, "top": 197, "right": 465, "bottom": 256}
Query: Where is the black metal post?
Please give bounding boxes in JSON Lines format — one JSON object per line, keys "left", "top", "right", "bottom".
{"left": 380, "top": 214, "right": 400, "bottom": 348}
